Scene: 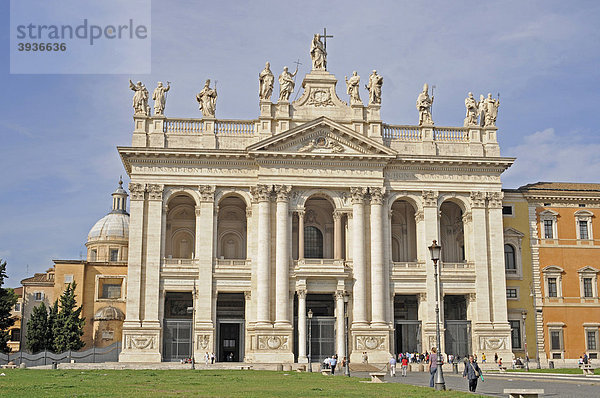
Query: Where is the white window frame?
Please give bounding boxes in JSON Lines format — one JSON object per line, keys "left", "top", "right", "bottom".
{"left": 542, "top": 265, "right": 564, "bottom": 301}
{"left": 504, "top": 228, "right": 524, "bottom": 279}
{"left": 583, "top": 323, "right": 600, "bottom": 359}
{"left": 502, "top": 204, "right": 515, "bottom": 217}
{"left": 575, "top": 210, "right": 594, "bottom": 241}
{"left": 539, "top": 209, "right": 558, "bottom": 242}
{"left": 64, "top": 274, "right": 73, "bottom": 284}
{"left": 547, "top": 322, "right": 565, "bottom": 359}
{"left": 109, "top": 248, "right": 119, "bottom": 262}
{"left": 578, "top": 266, "right": 599, "bottom": 302}
{"left": 14, "top": 302, "right": 21, "bottom": 312}
{"left": 506, "top": 287, "right": 520, "bottom": 300}
{"left": 34, "top": 291, "right": 44, "bottom": 301}
{"left": 95, "top": 275, "right": 127, "bottom": 302}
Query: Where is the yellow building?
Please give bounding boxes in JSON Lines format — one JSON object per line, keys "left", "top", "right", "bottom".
{"left": 521, "top": 182, "right": 600, "bottom": 366}
{"left": 502, "top": 190, "right": 537, "bottom": 364}
{"left": 7, "top": 287, "right": 23, "bottom": 352}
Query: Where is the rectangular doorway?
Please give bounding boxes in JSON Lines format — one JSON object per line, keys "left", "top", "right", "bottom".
{"left": 216, "top": 293, "right": 245, "bottom": 362}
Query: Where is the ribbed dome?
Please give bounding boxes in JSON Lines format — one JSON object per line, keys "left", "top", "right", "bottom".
{"left": 88, "top": 212, "right": 129, "bottom": 241}
{"left": 94, "top": 306, "right": 125, "bottom": 321}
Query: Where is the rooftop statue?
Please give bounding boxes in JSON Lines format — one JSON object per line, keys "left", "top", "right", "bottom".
{"left": 259, "top": 62, "right": 274, "bottom": 101}
{"left": 478, "top": 94, "right": 486, "bottom": 127}
{"left": 464, "top": 92, "right": 478, "bottom": 127}
{"left": 345, "top": 71, "right": 362, "bottom": 105}
{"left": 483, "top": 93, "right": 500, "bottom": 127}
{"left": 366, "top": 70, "right": 383, "bottom": 105}
{"left": 278, "top": 66, "right": 298, "bottom": 102}
{"left": 310, "top": 34, "right": 327, "bottom": 70}
{"left": 416, "top": 83, "right": 434, "bottom": 125}
{"left": 152, "top": 81, "right": 170, "bottom": 116}
{"left": 129, "top": 80, "right": 149, "bottom": 116}
{"left": 196, "top": 79, "right": 217, "bottom": 118}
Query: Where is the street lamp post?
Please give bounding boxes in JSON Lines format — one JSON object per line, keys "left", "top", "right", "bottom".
{"left": 308, "top": 309, "right": 313, "bottom": 372}
{"left": 522, "top": 311, "right": 529, "bottom": 371}
{"left": 344, "top": 294, "right": 350, "bottom": 377}
{"left": 429, "top": 240, "right": 446, "bottom": 391}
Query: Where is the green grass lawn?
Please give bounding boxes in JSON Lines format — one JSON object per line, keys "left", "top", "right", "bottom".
{"left": 506, "top": 367, "right": 600, "bottom": 375}
{"left": 0, "top": 369, "right": 474, "bottom": 397}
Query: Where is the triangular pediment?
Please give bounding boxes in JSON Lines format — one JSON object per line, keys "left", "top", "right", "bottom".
{"left": 504, "top": 227, "right": 525, "bottom": 238}
{"left": 247, "top": 117, "right": 396, "bottom": 157}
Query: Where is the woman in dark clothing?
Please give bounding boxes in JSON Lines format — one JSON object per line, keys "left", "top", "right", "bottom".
{"left": 463, "top": 355, "right": 482, "bottom": 392}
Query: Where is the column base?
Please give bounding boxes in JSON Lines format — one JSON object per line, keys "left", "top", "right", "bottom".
{"left": 119, "top": 328, "right": 162, "bottom": 363}
{"left": 350, "top": 326, "right": 392, "bottom": 364}
{"left": 245, "top": 324, "right": 294, "bottom": 363}
{"left": 297, "top": 356, "right": 308, "bottom": 363}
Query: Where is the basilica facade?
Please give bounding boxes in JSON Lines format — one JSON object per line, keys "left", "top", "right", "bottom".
{"left": 118, "top": 39, "right": 513, "bottom": 363}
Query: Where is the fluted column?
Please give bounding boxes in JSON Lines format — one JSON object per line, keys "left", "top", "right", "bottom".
{"left": 253, "top": 184, "right": 272, "bottom": 325}
{"left": 298, "top": 210, "right": 305, "bottom": 260}
{"left": 160, "top": 204, "right": 168, "bottom": 259}
{"left": 370, "top": 187, "right": 386, "bottom": 326}
{"left": 297, "top": 289, "right": 307, "bottom": 362}
{"left": 333, "top": 211, "right": 343, "bottom": 259}
{"left": 351, "top": 187, "right": 368, "bottom": 326}
{"left": 275, "top": 185, "right": 291, "bottom": 326}
{"left": 335, "top": 290, "right": 346, "bottom": 358}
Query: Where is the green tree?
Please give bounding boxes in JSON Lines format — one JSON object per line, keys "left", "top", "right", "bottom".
{"left": 0, "top": 259, "right": 18, "bottom": 353}
{"left": 47, "top": 300, "right": 58, "bottom": 352}
{"left": 25, "top": 302, "right": 49, "bottom": 353}
{"left": 53, "top": 282, "right": 85, "bottom": 353}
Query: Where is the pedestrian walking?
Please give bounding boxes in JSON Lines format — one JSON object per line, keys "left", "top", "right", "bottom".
{"left": 401, "top": 355, "right": 409, "bottom": 377}
{"left": 463, "top": 355, "right": 482, "bottom": 392}
{"left": 389, "top": 356, "right": 396, "bottom": 377}
{"left": 428, "top": 347, "right": 438, "bottom": 388}
{"left": 331, "top": 355, "right": 337, "bottom": 375}
{"left": 210, "top": 352, "right": 215, "bottom": 364}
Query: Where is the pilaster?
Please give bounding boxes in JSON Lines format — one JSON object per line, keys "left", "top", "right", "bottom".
{"left": 367, "top": 104, "right": 382, "bottom": 142}
{"left": 202, "top": 117, "right": 217, "bottom": 148}
{"left": 470, "top": 191, "right": 492, "bottom": 327}
{"left": 275, "top": 101, "right": 291, "bottom": 133}
{"left": 148, "top": 116, "right": 166, "bottom": 148}
{"left": 196, "top": 185, "right": 216, "bottom": 331}
{"left": 132, "top": 115, "right": 149, "bottom": 147}
{"left": 258, "top": 100, "right": 274, "bottom": 139}
{"left": 143, "top": 184, "right": 164, "bottom": 328}
{"left": 274, "top": 185, "right": 292, "bottom": 327}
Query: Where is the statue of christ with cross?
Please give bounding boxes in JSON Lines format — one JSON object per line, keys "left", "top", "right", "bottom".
{"left": 310, "top": 28, "right": 333, "bottom": 70}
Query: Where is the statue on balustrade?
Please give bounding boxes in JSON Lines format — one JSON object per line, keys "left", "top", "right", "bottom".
{"left": 129, "top": 80, "right": 149, "bottom": 116}
{"left": 278, "top": 66, "right": 297, "bottom": 102}
{"left": 482, "top": 93, "right": 500, "bottom": 127}
{"left": 366, "top": 70, "right": 383, "bottom": 105}
{"left": 478, "top": 94, "right": 486, "bottom": 127}
{"left": 345, "top": 71, "right": 362, "bottom": 105}
{"left": 259, "top": 62, "right": 274, "bottom": 101}
{"left": 196, "top": 79, "right": 218, "bottom": 118}
{"left": 310, "top": 34, "right": 327, "bottom": 70}
{"left": 464, "top": 92, "right": 478, "bottom": 127}
{"left": 152, "top": 81, "right": 170, "bottom": 116}
{"left": 416, "top": 83, "right": 434, "bottom": 125}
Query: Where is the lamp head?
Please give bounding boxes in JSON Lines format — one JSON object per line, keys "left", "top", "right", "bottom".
{"left": 308, "top": 309, "right": 313, "bottom": 319}
{"left": 428, "top": 240, "right": 441, "bottom": 261}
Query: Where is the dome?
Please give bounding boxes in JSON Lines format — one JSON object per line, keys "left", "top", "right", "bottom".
{"left": 88, "top": 212, "right": 129, "bottom": 241}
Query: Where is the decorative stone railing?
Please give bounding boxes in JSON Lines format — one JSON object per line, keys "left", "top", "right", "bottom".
{"left": 215, "top": 258, "right": 251, "bottom": 267}
{"left": 442, "top": 261, "right": 473, "bottom": 269}
{"left": 164, "top": 118, "right": 203, "bottom": 133}
{"left": 215, "top": 119, "right": 256, "bottom": 135}
{"left": 391, "top": 261, "right": 424, "bottom": 268}
{"left": 382, "top": 125, "right": 421, "bottom": 141}
{"left": 163, "top": 258, "right": 195, "bottom": 266}
{"left": 164, "top": 118, "right": 256, "bottom": 135}
{"left": 433, "top": 127, "right": 469, "bottom": 142}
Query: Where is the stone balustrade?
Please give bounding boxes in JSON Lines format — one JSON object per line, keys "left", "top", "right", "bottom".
{"left": 164, "top": 118, "right": 203, "bottom": 133}
{"left": 215, "top": 258, "right": 251, "bottom": 267}
{"left": 442, "top": 261, "right": 473, "bottom": 269}
{"left": 382, "top": 125, "right": 421, "bottom": 141}
{"left": 433, "top": 126, "right": 469, "bottom": 141}
{"left": 215, "top": 119, "right": 256, "bottom": 135}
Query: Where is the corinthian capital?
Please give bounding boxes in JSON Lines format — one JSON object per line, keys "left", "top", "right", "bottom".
{"left": 146, "top": 184, "right": 164, "bottom": 201}
{"left": 129, "top": 183, "right": 145, "bottom": 201}
{"left": 470, "top": 191, "right": 486, "bottom": 208}
{"left": 487, "top": 191, "right": 504, "bottom": 209}
{"left": 369, "top": 187, "right": 385, "bottom": 205}
{"left": 250, "top": 184, "right": 272, "bottom": 202}
{"left": 274, "top": 185, "right": 291, "bottom": 202}
{"left": 350, "top": 187, "right": 368, "bottom": 204}
{"left": 198, "top": 185, "right": 216, "bottom": 202}
{"left": 422, "top": 190, "right": 438, "bottom": 207}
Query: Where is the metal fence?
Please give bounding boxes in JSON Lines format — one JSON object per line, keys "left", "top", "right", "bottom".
{"left": 0, "top": 342, "right": 121, "bottom": 367}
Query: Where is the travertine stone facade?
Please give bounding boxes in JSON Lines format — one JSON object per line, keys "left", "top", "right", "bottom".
{"left": 118, "top": 61, "right": 514, "bottom": 363}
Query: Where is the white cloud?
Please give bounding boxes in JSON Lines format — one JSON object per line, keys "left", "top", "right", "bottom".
{"left": 502, "top": 128, "right": 600, "bottom": 188}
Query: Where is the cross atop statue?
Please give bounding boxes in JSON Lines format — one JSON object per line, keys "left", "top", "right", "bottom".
{"left": 321, "top": 27, "right": 333, "bottom": 50}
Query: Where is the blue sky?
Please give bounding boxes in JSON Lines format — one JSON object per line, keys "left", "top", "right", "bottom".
{"left": 2, "top": 1, "right": 600, "bottom": 286}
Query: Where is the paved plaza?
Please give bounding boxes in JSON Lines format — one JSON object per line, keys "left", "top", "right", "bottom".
{"left": 351, "top": 370, "right": 600, "bottom": 397}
